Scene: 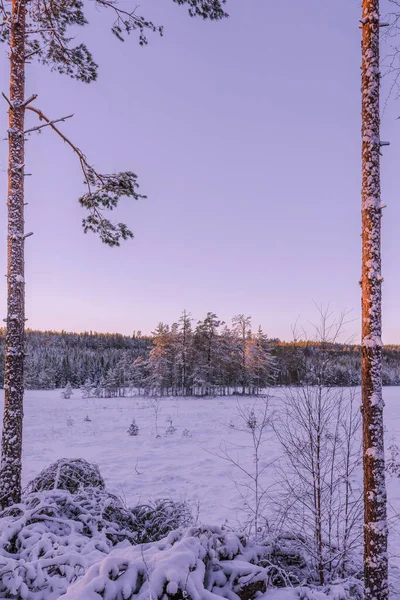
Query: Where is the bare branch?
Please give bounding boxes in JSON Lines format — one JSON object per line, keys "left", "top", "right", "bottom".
{"left": 24, "top": 112, "right": 73, "bottom": 134}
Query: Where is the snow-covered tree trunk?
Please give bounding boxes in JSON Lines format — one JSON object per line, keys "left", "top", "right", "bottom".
{"left": 0, "top": 0, "right": 26, "bottom": 509}
{"left": 361, "top": 1, "right": 389, "bottom": 598}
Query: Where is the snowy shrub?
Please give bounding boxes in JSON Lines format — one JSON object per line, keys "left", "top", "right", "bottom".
{"left": 127, "top": 418, "right": 139, "bottom": 436}
{"left": 0, "top": 487, "right": 138, "bottom": 599}
{"left": 67, "top": 416, "right": 74, "bottom": 427}
{"left": 387, "top": 442, "right": 400, "bottom": 476}
{"left": 259, "top": 531, "right": 363, "bottom": 591}
{"left": 0, "top": 457, "right": 366, "bottom": 600}
{"left": 0, "top": 482, "right": 364, "bottom": 600}
{"left": 182, "top": 428, "right": 192, "bottom": 438}
{"left": 84, "top": 414, "right": 92, "bottom": 422}
{"left": 261, "top": 532, "right": 307, "bottom": 586}
{"left": 130, "top": 498, "right": 193, "bottom": 544}
{"left": 165, "top": 418, "right": 177, "bottom": 436}
{"left": 62, "top": 526, "right": 273, "bottom": 600}
{"left": 62, "top": 381, "right": 74, "bottom": 399}
{"left": 297, "top": 581, "right": 364, "bottom": 600}
{"left": 24, "top": 458, "right": 105, "bottom": 495}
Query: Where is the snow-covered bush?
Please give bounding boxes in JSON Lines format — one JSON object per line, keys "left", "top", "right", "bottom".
{"left": 130, "top": 498, "right": 193, "bottom": 544}
{"left": 0, "top": 487, "right": 138, "bottom": 599}
{"left": 62, "top": 381, "right": 74, "bottom": 399}
{"left": 165, "top": 418, "right": 177, "bottom": 436}
{"left": 127, "top": 418, "right": 139, "bottom": 436}
{"left": 260, "top": 532, "right": 361, "bottom": 589}
{"left": 62, "top": 526, "right": 272, "bottom": 600}
{"left": 0, "top": 458, "right": 366, "bottom": 600}
{"left": 387, "top": 442, "right": 400, "bottom": 477}
{"left": 24, "top": 458, "right": 105, "bottom": 495}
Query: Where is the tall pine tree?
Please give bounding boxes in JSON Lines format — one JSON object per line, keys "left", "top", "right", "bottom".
{"left": 361, "top": 1, "right": 388, "bottom": 598}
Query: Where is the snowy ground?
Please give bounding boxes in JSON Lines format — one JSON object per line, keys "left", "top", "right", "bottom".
{"left": 1, "top": 388, "right": 400, "bottom": 594}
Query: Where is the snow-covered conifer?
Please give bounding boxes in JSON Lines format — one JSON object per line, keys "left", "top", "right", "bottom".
{"left": 127, "top": 418, "right": 139, "bottom": 436}
{"left": 247, "top": 326, "right": 277, "bottom": 393}
{"left": 147, "top": 323, "right": 172, "bottom": 395}
{"left": 61, "top": 382, "right": 74, "bottom": 400}
{"left": 193, "top": 312, "right": 223, "bottom": 394}
{"left": 175, "top": 310, "right": 194, "bottom": 395}
{"left": 81, "top": 378, "right": 93, "bottom": 399}
{"left": 232, "top": 314, "right": 252, "bottom": 394}
{"left": 103, "top": 369, "right": 120, "bottom": 398}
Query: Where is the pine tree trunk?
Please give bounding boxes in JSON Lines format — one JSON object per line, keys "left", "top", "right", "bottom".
{"left": 0, "top": 0, "right": 26, "bottom": 510}
{"left": 361, "top": 1, "right": 389, "bottom": 598}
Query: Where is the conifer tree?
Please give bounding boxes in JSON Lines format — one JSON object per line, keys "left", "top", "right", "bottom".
{"left": 103, "top": 368, "right": 119, "bottom": 398}
{"left": 147, "top": 323, "right": 172, "bottom": 396}
{"left": 176, "top": 310, "right": 194, "bottom": 395}
{"left": 247, "top": 326, "right": 276, "bottom": 394}
{"left": 127, "top": 417, "right": 139, "bottom": 436}
{"left": 360, "top": 1, "right": 388, "bottom": 598}
{"left": 0, "top": 0, "right": 229, "bottom": 509}
{"left": 193, "top": 312, "right": 223, "bottom": 394}
{"left": 80, "top": 378, "right": 92, "bottom": 399}
{"left": 131, "top": 356, "right": 147, "bottom": 393}
{"left": 232, "top": 314, "right": 252, "bottom": 394}
{"left": 61, "top": 381, "right": 73, "bottom": 400}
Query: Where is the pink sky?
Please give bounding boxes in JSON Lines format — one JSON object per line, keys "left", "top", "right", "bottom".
{"left": 0, "top": 0, "right": 399, "bottom": 341}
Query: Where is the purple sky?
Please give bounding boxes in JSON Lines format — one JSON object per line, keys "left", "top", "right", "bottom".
{"left": 1, "top": 0, "right": 399, "bottom": 341}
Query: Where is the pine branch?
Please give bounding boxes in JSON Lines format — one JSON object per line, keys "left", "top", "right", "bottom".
{"left": 26, "top": 104, "right": 145, "bottom": 246}
{"left": 95, "top": 0, "right": 163, "bottom": 44}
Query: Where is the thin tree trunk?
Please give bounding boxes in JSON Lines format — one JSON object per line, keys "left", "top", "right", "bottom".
{"left": 361, "top": 1, "right": 389, "bottom": 599}
{"left": 316, "top": 388, "right": 324, "bottom": 586}
{"left": 0, "top": 0, "right": 27, "bottom": 510}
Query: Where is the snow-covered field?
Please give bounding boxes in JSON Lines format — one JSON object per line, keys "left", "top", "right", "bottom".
{"left": 0, "top": 388, "right": 400, "bottom": 597}
{"left": 16, "top": 391, "right": 283, "bottom": 527}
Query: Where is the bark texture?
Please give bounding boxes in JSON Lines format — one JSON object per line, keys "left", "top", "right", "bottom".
{"left": 0, "top": 0, "right": 26, "bottom": 509}
{"left": 361, "top": 1, "right": 389, "bottom": 599}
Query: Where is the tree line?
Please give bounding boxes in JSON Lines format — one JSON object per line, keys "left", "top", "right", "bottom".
{"left": 1, "top": 312, "right": 400, "bottom": 394}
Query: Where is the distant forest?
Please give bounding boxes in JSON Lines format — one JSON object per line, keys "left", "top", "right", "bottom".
{"left": 0, "top": 312, "right": 400, "bottom": 393}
